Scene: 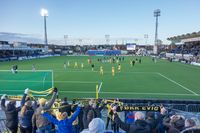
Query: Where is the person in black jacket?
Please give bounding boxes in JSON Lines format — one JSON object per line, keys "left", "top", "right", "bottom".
{"left": 59, "top": 97, "right": 72, "bottom": 116}
{"left": 112, "top": 106, "right": 151, "bottom": 133}
{"left": 1, "top": 94, "right": 21, "bottom": 133}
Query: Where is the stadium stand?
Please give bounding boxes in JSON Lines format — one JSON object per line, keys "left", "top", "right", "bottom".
{"left": 1, "top": 88, "right": 200, "bottom": 133}
{"left": 1, "top": 32, "right": 200, "bottom": 133}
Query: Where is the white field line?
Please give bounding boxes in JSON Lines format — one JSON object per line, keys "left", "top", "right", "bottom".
{"left": 54, "top": 70, "right": 157, "bottom": 74}
{"left": 0, "top": 70, "right": 53, "bottom": 72}
{"left": 0, "top": 80, "right": 99, "bottom": 84}
{"left": 1, "top": 90, "right": 198, "bottom": 96}
{"left": 50, "top": 90, "right": 198, "bottom": 96}
{"left": 156, "top": 72, "right": 198, "bottom": 96}
{"left": 98, "top": 82, "right": 103, "bottom": 93}
{"left": 1, "top": 90, "right": 197, "bottom": 96}
{"left": 54, "top": 70, "right": 99, "bottom": 73}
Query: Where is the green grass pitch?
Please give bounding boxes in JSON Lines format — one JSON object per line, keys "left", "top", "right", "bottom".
{"left": 0, "top": 56, "right": 200, "bottom": 100}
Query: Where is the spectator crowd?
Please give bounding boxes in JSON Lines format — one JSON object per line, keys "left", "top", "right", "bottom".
{"left": 1, "top": 88, "right": 200, "bottom": 133}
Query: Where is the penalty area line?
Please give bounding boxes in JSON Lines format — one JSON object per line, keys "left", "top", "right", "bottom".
{"left": 98, "top": 82, "right": 103, "bottom": 93}
{"left": 0, "top": 80, "right": 99, "bottom": 84}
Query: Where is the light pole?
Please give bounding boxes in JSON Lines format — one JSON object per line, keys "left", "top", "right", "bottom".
{"left": 64, "top": 35, "right": 68, "bottom": 45}
{"left": 144, "top": 34, "right": 148, "bottom": 45}
{"left": 105, "top": 34, "right": 110, "bottom": 45}
{"left": 134, "top": 38, "right": 138, "bottom": 44}
{"left": 79, "top": 39, "right": 82, "bottom": 46}
{"left": 154, "top": 9, "right": 161, "bottom": 54}
{"left": 41, "top": 8, "right": 48, "bottom": 46}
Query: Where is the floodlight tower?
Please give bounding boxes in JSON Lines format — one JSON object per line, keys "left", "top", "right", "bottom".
{"left": 79, "top": 39, "right": 82, "bottom": 46}
{"left": 144, "top": 34, "right": 148, "bottom": 45}
{"left": 105, "top": 34, "right": 110, "bottom": 45}
{"left": 41, "top": 8, "right": 48, "bottom": 46}
{"left": 64, "top": 35, "right": 68, "bottom": 45}
{"left": 154, "top": 9, "right": 161, "bottom": 54}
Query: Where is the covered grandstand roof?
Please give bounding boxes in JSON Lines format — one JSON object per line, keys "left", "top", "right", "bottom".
{"left": 167, "top": 31, "right": 200, "bottom": 41}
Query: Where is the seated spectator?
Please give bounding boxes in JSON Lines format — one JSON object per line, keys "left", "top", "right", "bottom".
{"left": 42, "top": 105, "right": 81, "bottom": 133}
{"left": 81, "top": 118, "right": 105, "bottom": 133}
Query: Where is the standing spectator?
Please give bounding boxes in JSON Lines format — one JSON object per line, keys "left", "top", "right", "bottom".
{"left": 1, "top": 94, "right": 21, "bottom": 133}
{"left": 156, "top": 106, "right": 169, "bottom": 133}
{"left": 42, "top": 106, "right": 81, "bottom": 133}
{"left": 59, "top": 97, "right": 72, "bottom": 116}
{"left": 112, "top": 105, "right": 151, "bottom": 133}
{"left": 126, "top": 111, "right": 135, "bottom": 124}
{"left": 146, "top": 112, "right": 157, "bottom": 133}
{"left": 106, "top": 103, "right": 119, "bottom": 133}
{"left": 83, "top": 110, "right": 95, "bottom": 129}
{"left": 32, "top": 87, "right": 58, "bottom": 133}
{"left": 81, "top": 118, "right": 105, "bottom": 133}
{"left": 19, "top": 89, "right": 37, "bottom": 133}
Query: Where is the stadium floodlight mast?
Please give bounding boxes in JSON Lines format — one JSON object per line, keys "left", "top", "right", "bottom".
{"left": 153, "top": 9, "right": 161, "bottom": 54}
{"left": 105, "top": 34, "right": 110, "bottom": 45}
{"left": 79, "top": 39, "right": 82, "bottom": 46}
{"left": 144, "top": 34, "right": 148, "bottom": 45}
{"left": 64, "top": 35, "right": 68, "bottom": 45}
{"left": 40, "top": 8, "right": 48, "bottom": 48}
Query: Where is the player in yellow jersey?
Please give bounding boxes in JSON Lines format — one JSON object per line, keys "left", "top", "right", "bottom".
{"left": 88, "top": 58, "right": 92, "bottom": 64}
{"left": 81, "top": 63, "right": 84, "bottom": 68}
{"left": 100, "top": 66, "right": 103, "bottom": 75}
{"left": 74, "top": 62, "right": 78, "bottom": 68}
{"left": 112, "top": 66, "right": 115, "bottom": 76}
{"left": 110, "top": 58, "right": 112, "bottom": 63}
{"left": 118, "top": 64, "right": 121, "bottom": 72}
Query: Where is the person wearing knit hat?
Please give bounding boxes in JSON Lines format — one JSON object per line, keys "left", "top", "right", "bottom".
{"left": 89, "top": 118, "right": 105, "bottom": 133}
{"left": 38, "top": 98, "right": 47, "bottom": 106}
{"left": 32, "top": 87, "right": 58, "bottom": 133}
{"left": 81, "top": 118, "right": 105, "bottom": 133}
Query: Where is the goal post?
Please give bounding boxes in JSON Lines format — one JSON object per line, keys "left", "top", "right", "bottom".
{"left": 0, "top": 70, "right": 54, "bottom": 95}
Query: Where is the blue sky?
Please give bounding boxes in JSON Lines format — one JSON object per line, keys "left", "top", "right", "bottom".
{"left": 0, "top": 0, "right": 200, "bottom": 44}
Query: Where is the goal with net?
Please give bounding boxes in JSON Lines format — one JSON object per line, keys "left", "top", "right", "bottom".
{"left": 0, "top": 70, "right": 53, "bottom": 96}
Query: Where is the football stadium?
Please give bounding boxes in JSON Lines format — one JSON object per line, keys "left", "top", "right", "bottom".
{"left": 1, "top": 1, "right": 200, "bottom": 133}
